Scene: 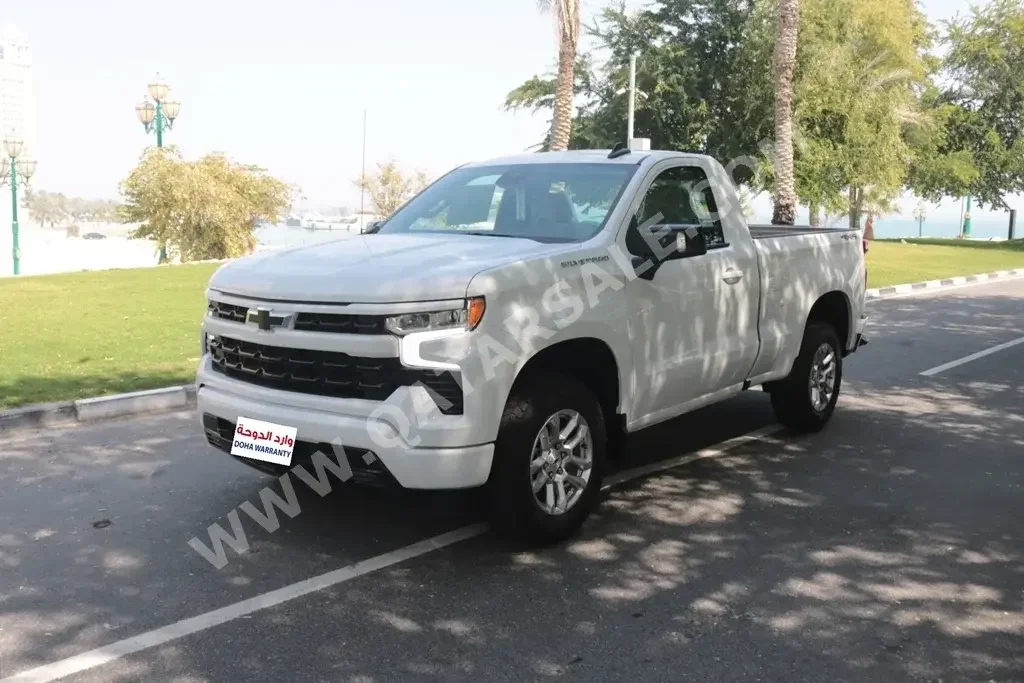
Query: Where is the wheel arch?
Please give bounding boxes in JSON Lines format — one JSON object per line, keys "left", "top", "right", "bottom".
{"left": 508, "top": 337, "right": 627, "bottom": 459}
{"left": 805, "top": 290, "right": 852, "bottom": 353}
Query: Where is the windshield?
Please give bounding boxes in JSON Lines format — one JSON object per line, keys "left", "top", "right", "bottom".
{"left": 376, "top": 163, "right": 638, "bottom": 243}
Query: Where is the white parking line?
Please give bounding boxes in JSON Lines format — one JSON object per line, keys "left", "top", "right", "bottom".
{"left": 919, "top": 335, "right": 1024, "bottom": 377}
{"left": 603, "top": 424, "right": 782, "bottom": 487}
{"left": 1, "top": 526, "right": 485, "bottom": 683}
{"left": 1, "top": 424, "right": 780, "bottom": 683}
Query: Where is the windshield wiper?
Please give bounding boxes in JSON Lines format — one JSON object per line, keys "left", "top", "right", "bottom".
{"left": 457, "top": 231, "right": 541, "bottom": 242}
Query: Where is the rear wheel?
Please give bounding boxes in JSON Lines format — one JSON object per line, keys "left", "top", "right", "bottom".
{"left": 769, "top": 322, "right": 843, "bottom": 433}
{"left": 487, "top": 372, "right": 606, "bottom": 544}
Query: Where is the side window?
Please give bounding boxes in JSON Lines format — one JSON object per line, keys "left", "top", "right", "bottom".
{"left": 635, "top": 165, "right": 727, "bottom": 249}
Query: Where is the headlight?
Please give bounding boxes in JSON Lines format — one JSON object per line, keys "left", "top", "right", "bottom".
{"left": 385, "top": 297, "right": 485, "bottom": 336}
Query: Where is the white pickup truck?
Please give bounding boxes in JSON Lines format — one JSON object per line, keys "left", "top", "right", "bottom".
{"left": 196, "top": 148, "right": 868, "bottom": 543}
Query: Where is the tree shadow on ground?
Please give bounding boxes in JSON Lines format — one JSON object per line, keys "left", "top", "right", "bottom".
{"left": 2, "top": 364, "right": 1022, "bottom": 681}
{"left": 286, "top": 371, "right": 1021, "bottom": 682}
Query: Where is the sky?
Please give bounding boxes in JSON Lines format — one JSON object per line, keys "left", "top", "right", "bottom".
{"left": 3, "top": 0, "right": 1013, "bottom": 224}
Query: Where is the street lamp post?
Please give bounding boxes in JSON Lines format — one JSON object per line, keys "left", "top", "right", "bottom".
{"left": 1, "top": 138, "right": 37, "bottom": 276}
{"left": 962, "top": 195, "right": 973, "bottom": 239}
{"left": 913, "top": 202, "right": 927, "bottom": 238}
{"left": 135, "top": 73, "right": 181, "bottom": 263}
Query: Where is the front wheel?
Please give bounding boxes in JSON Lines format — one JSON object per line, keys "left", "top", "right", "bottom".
{"left": 769, "top": 323, "right": 843, "bottom": 433}
{"left": 487, "top": 372, "right": 606, "bottom": 545}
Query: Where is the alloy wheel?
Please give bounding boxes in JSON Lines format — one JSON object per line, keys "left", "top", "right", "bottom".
{"left": 529, "top": 409, "right": 594, "bottom": 516}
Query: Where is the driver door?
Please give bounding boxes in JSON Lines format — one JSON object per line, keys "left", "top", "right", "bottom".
{"left": 625, "top": 163, "right": 734, "bottom": 425}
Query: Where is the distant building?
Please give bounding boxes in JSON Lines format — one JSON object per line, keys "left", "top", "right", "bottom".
{"left": 0, "top": 25, "right": 37, "bottom": 242}
{"left": 0, "top": 25, "right": 36, "bottom": 158}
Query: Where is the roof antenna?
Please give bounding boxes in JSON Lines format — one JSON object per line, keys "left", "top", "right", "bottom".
{"left": 608, "top": 141, "right": 631, "bottom": 159}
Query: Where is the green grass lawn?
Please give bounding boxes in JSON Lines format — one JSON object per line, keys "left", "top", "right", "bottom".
{"left": 0, "top": 263, "right": 220, "bottom": 409}
{"left": 2, "top": 240, "right": 1024, "bottom": 410}
{"left": 866, "top": 239, "right": 1024, "bottom": 289}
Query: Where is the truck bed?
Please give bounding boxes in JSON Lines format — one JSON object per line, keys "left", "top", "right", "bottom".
{"left": 748, "top": 224, "right": 857, "bottom": 239}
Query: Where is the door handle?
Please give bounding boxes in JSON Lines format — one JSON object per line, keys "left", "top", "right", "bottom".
{"left": 722, "top": 269, "right": 743, "bottom": 285}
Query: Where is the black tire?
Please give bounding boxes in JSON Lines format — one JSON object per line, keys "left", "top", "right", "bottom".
{"left": 487, "top": 372, "right": 607, "bottom": 545}
{"left": 769, "top": 322, "right": 843, "bottom": 433}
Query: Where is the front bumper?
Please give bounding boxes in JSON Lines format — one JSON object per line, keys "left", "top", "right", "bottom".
{"left": 196, "top": 291, "right": 512, "bottom": 489}
{"left": 196, "top": 367, "right": 494, "bottom": 490}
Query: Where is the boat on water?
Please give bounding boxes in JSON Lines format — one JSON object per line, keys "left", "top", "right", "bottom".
{"left": 300, "top": 212, "right": 341, "bottom": 230}
{"left": 300, "top": 212, "right": 384, "bottom": 232}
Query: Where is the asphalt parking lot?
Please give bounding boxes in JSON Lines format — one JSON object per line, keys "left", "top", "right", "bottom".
{"left": 2, "top": 277, "right": 1023, "bottom": 682}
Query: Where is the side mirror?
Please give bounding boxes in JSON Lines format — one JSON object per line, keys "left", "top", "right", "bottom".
{"left": 625, "top": 217, "right": 707, "bottom": 280}
{"left": 361, "top": 220, "right": 381, "bottom": 235}
{"left": 674, "top": 226, "right": 709, "bottom": 258}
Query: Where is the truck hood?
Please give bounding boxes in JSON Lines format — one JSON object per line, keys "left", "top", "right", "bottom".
{"left": 208, "top": 234, "right": 564, "bottom": 303}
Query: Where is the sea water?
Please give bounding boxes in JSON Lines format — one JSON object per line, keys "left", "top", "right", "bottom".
{"left": 870, "top": 217, "right": 1014, "bottom": 240}
{"left": 254, "top": 223, "right": 361, "bottom": 249}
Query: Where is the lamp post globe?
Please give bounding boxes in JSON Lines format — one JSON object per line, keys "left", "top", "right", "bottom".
{"left": 4, "top": 138, "right": 24, "bottom": 159}
{"left": 163, "top": 98, "right": 181, "bottom": 122}
{"left": 136, "top": 99, "right": 156, "bottom": 126}
{"left": 16, "top": 159, "right": 36, "bottom": 182}
{"left": 148, "top": 74, "right": 170, "bottom": 103}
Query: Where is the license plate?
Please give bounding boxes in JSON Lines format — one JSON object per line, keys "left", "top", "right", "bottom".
{"left": 230, "top": 417, "right": 297, "bottom": 466}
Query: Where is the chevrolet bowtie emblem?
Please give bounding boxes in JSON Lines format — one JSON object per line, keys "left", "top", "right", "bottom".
{"left": 246, "top": 307, "right": 288, "bottom": 331}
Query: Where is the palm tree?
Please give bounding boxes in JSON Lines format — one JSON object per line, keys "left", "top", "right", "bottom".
{"left": 538, "top": 0, "right": 581, "bottom": 152}
{"left": 771, "top": 0, "right": 799, "bottom": 225}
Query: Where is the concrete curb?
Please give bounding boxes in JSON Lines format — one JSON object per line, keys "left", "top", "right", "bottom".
{"left": 866, "top": 268, "right": 1024, "bottom": 299}
{"left": 1, "top": 385, "right": 197, "bottom": 434}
